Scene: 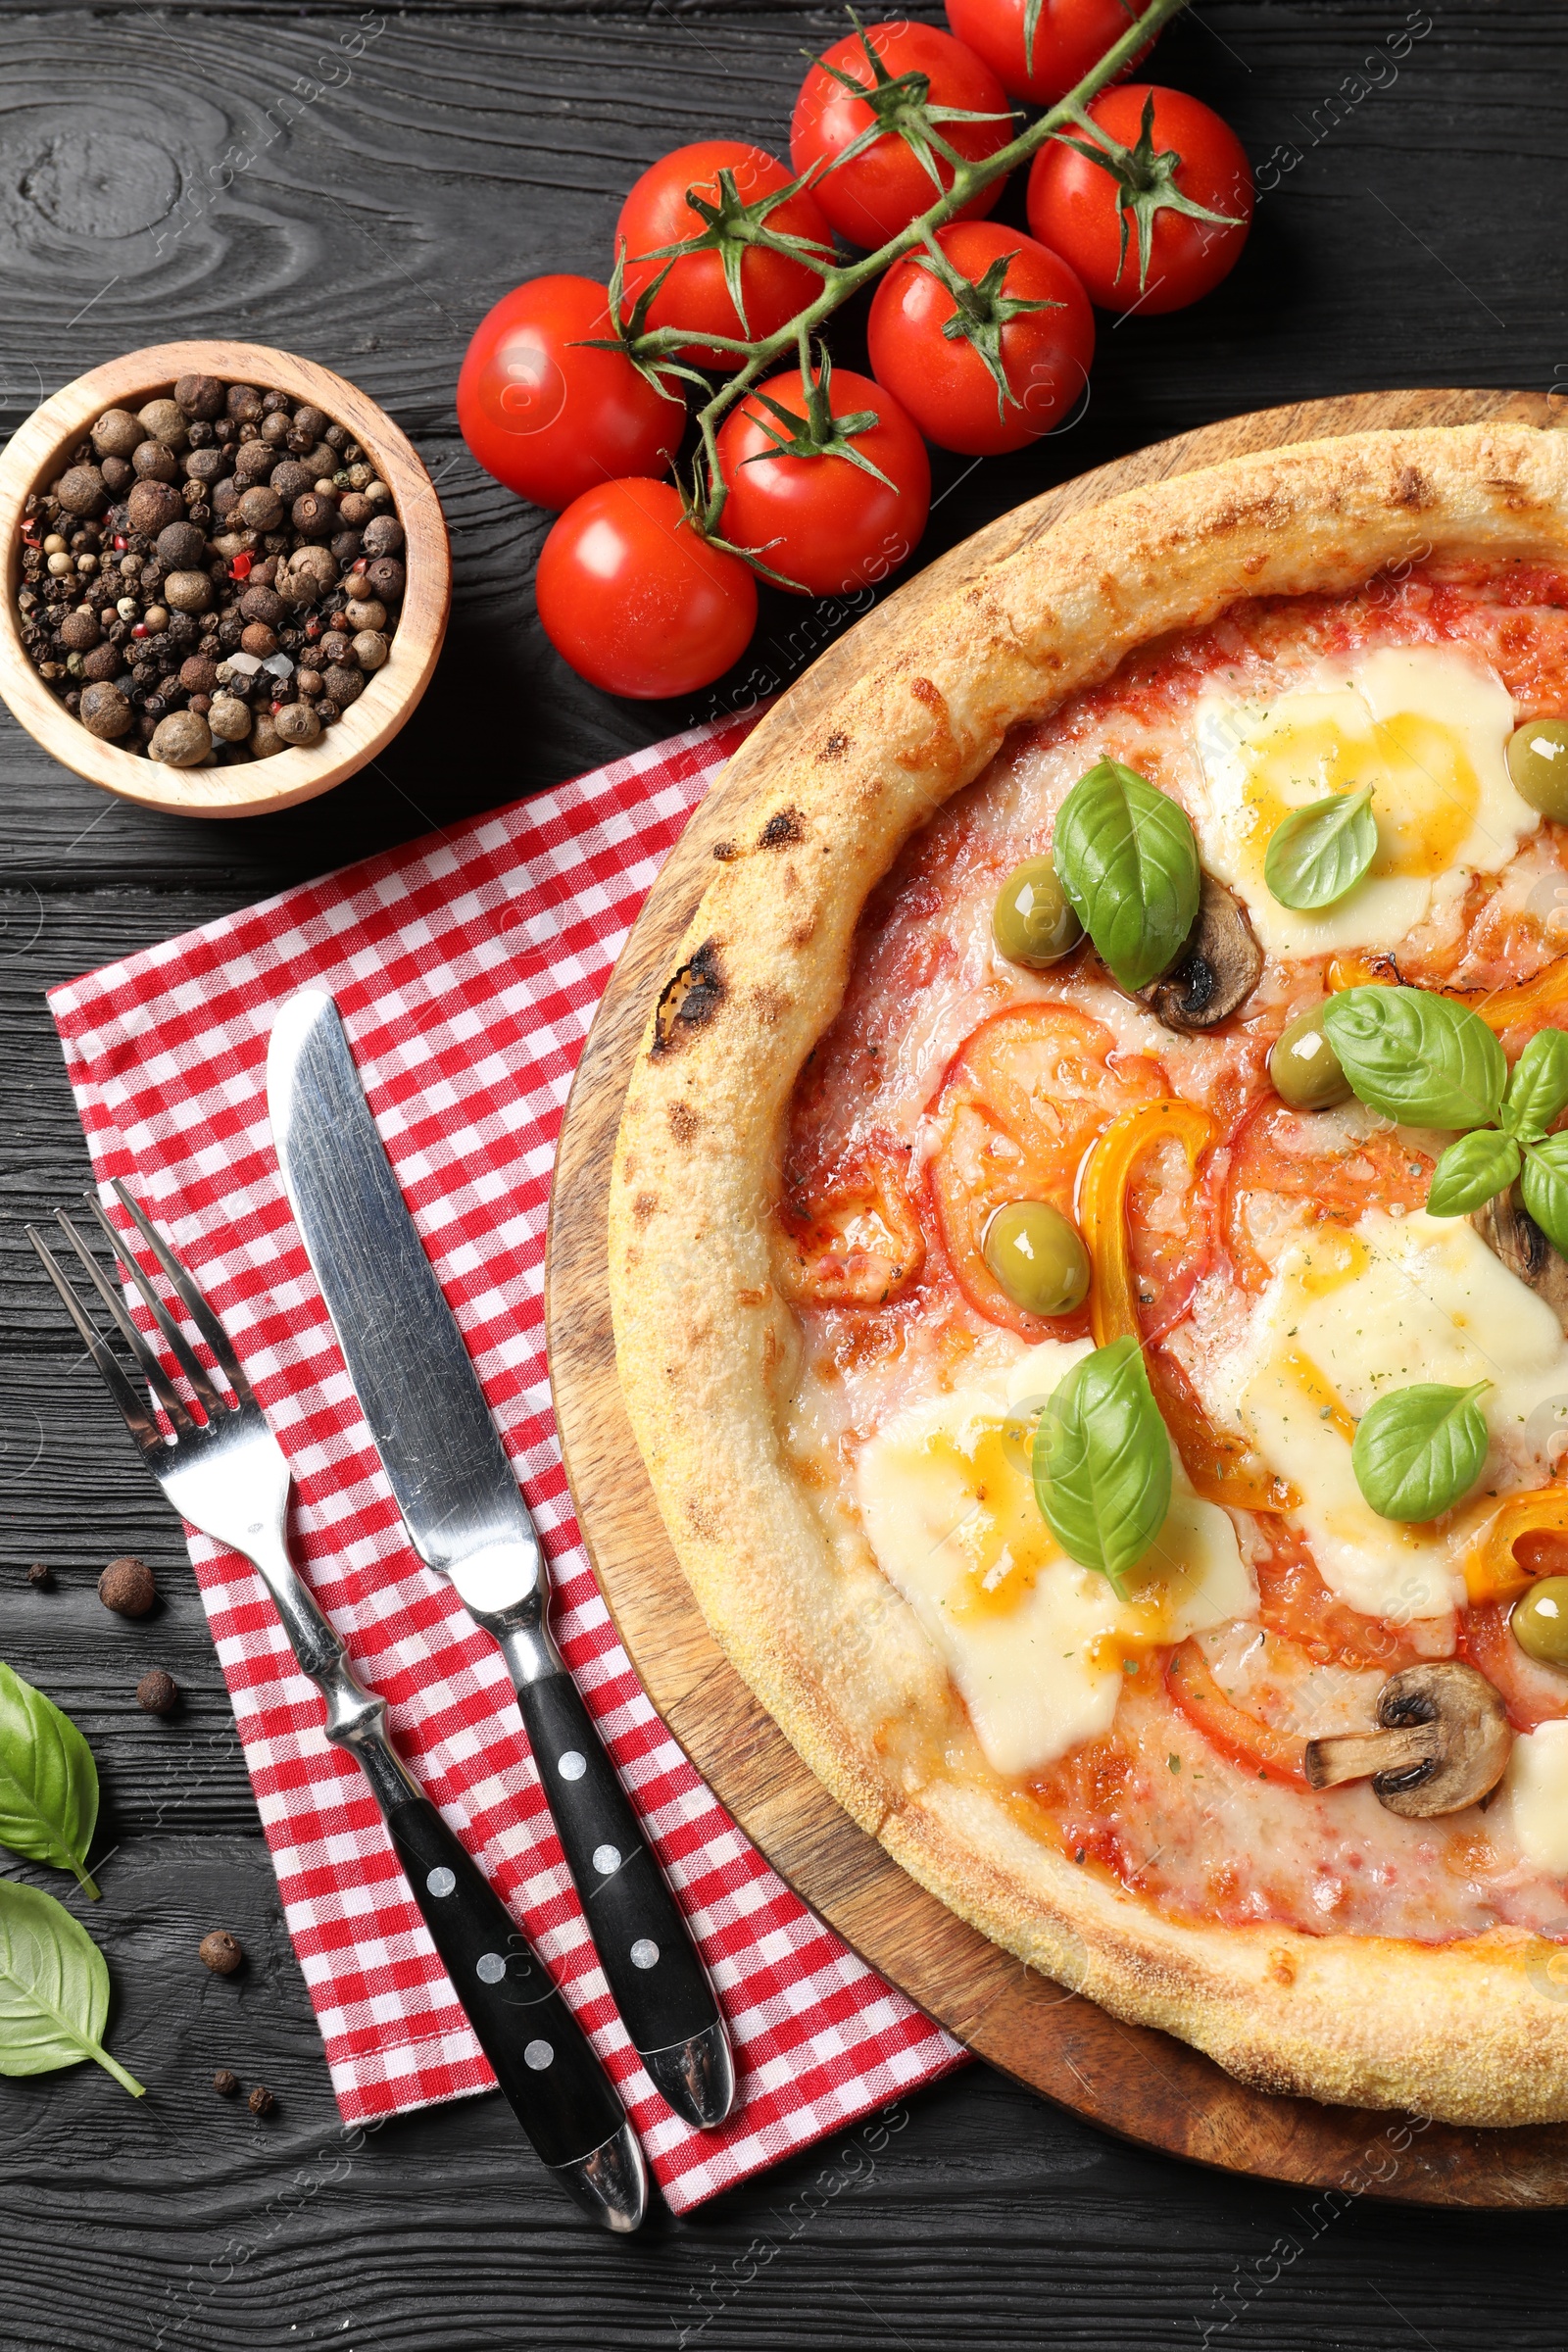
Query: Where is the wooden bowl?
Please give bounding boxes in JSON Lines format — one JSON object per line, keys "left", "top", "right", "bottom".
{"left": 0, "top": 340, "right": 451, "bottom": 819}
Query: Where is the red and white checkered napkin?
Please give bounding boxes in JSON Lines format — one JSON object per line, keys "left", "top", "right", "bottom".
{"left": 48, "top": 713, "right": 964, "bottom": 2211}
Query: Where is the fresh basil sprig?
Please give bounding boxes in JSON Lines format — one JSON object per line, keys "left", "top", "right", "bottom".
{"left": 1350, "top": 1380, "right": 1491, "bottom": 1523}
{"left": 1521, "top": 1131, "right": 1568, "bottom": 1258}
{"left": 1032, "top": 1337, "right": 1171, "bottom": 1597}
{"left": 1322, "top": 985, "right": 1506, "bottom": 1130}
{"left": 1499, "top": 1026, "right": 1568, "bottom": 1146}
{"left": 0, "top": 1878, "right": 143, "bottom": 2097}
{"left": 1325, "top": 1000, "right": 1568, "bottom": 1241}
{"left": 0, "top": 1662, "right": 99, "bottom": 1898}
{"left": 1263, "top": 786, "right": 1377, "bottom": 911}
{"left": 1052, "top": 760, "right": 1200, "bottom": 993}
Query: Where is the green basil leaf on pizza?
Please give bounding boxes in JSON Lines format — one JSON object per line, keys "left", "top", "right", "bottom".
{"left": 1350, "top": 1380, "right": 1492, "bottom": 1523}
{"left": 1263, "top": 785, "right": 1377, "bottom": 911}
{"left": 1032, "top": 1338, "right": 1171, "bottom": 1598}
{"left": 1051, "top": 760, "right": 1200, "bottom": 993}
{"left": 1322, "top": 985, "right": 1506, "bottom": 1131}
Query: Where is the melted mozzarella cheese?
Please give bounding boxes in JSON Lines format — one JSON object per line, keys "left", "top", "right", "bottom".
{"left": 1501, "top": 1721, "right": 1568, "bottom": 1878}
{"left": 856, "top": 1339, "right": 1253, "bottom": 1777}
{"left": 1194, "top": 645, "right": 1533, "bottom": 956}
{"left": 1215, "top": 1209, "right": 1568, "bottom": 1624}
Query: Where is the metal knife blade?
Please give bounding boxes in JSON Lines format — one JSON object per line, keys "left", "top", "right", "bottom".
{"left": 268, "top": 988, "right": 543, "bottom": 1622}
{"left": 266, "top": 988, "right": 737, "bottom": 2132}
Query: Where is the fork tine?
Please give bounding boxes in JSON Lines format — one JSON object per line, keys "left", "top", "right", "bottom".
{"left": 27, "top": 1228, "right": 166, "bottom": 1460}
{"left": 83, "top": 1192, "right": 228, "bottom": 1418}
{"left": 53, "top": 1211, "right": 197, "bottom": 1434}
{"left": 107, "top": 1182, "right": 255, "bottom": 1407}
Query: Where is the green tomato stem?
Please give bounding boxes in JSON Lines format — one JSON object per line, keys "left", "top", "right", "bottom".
{"left": 621, "top": 0, "right": 1196, "bottom": 536}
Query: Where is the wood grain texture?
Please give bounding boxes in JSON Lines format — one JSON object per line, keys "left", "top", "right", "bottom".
{"left": 548, "top": 387, "right": 1568, "bottom": 2211}
{"left": 6, "top": 6, "right": 1568, "bottom": 2346}
{"left": 0, "top": 340, "right": 451, "bottom": 815}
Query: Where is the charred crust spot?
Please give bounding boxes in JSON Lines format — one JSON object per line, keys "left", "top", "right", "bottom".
{"left": 712, "top": 840, "right": 737, "bottom": 861}
{"left": 652, "top": 941, "right": 726, "bottom": 1055}
{"left": 759, "top": 806, "right": 806, "bottom": 850}
{"left": 1393, "top": 464, "right": 1432, "bottom": 511}
{"left": 817, "top": 732, "right": 850, "bottom": 762}
{"left": 632, "top": 1191, "right": 659, "bottom": 1225}
{"left": 667, "top": 1101, "right": 699, "bottom": 1145}
{"left": 789, "top": 915, "right": 817, "bottom": 948}
{"left": 909, "top": 676, "right": 947, "bottom": 717}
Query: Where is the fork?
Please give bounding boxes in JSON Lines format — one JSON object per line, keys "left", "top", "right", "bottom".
{"left": 28, "top": 1180, "right": 648, "bottom": 2234}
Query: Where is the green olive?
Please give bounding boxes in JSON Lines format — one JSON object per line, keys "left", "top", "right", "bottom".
{"left": 993, "top": 856, "right": 1084, "bottom": 968}
{"left": 1506, "top": 719, "right": 1568, "bottom": 821}
{"left": 1511, "top": 1577, "right": 1568, "bottom": 1670}
{"left": 1269, "top": 1003, "right": 1352, "bottom": 1110}
{"left": 983, "top": 1200, "right": 1091, "bottom": 1318}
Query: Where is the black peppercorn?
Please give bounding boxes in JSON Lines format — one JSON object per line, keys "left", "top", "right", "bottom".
{"left": 26, "top": 1562, "right": 53, "bottom": 1589}
{"left": 225, "top": 383, "right": 263, "bottom": 424}
{"left": 262, "top": 388, "right": 291, "bottom": 415}
{"left": 99, "top": 1555, "right": 156, "bottom": 1615}
{"left": 199, "top": 1930, "right": 243, "bottom": 1976}
{"left": 136, "top": 1667, "right": 178, "bottom": 1715}
{"left": 248, "top": 2085, "right": 275, "bottom": 2117}
{"left": 213, "top": 2068, "right": 240, "bottom": 2097}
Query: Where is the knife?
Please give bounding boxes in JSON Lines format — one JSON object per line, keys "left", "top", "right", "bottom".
{"left": 267, "top": 988, "right": 737, "bottom": 2132}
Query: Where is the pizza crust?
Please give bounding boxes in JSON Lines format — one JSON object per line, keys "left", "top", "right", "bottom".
{"left": 609, "top": 423, "right": 1568, "bottom": 2127}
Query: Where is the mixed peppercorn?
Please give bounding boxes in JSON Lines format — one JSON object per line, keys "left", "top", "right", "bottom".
{"left": 17, "top": 371, "right": 406, "bottom": 767}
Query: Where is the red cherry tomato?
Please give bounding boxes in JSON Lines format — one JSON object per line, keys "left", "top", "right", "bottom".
{"left": 716, "top": 365, "right": 930, "bottom": 599}
{"left": 944, "top": 0, "right": 1158, "bottom": 106}
{"left": 457, "top": 275, "right": 680, "bottom": 512}
{"left": 1026, "top": 84, "right": 1252, "bottom": 313}
{"left": 535, "top": 479, "right": 757, "bottom": 699}
{"left": 791, "top": 21, "right": 1013, "bottom": 249}
{"left": 616, "top": 140, "right": 834, "bottom": 372}
{"left": 867, "top": 220, "right": 1094, "bottom": 457}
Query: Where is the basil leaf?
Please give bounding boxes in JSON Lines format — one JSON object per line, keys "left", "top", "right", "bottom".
{"left": 1032, "top": 1337, "right": 1171, "bottom": 1597}
{"left": 1262, "top": 786, "right": 1377, "bottom": 911}
{"left": 1502, "top": 1026, "right": 1568, "bottom": 1145}
{"left": 0, "top": 1879, "right": 142, "bottom": 2096}
{"left": 1522, "top": 1133, "right": 1568, "bottom": 1257}
{"left": 1052, "top": 760, "right": 1200, "bottom": 992}
{"left": 0, "top": 1662, "right": 99, "bottom": 1898}
{"left": 1350, "top": 1380, "right": 1491, "bottom": 1523}
{"left": 1427, "top": 1127, "right": 1521, "bottom": 1217}
{"left": 1322, "top": 985, "right": 1506, "bottom": 1130}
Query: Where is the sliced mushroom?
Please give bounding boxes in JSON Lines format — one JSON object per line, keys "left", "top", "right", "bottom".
{"left": 1302, "top": 1660, "right": 1511, "bottom": 1818}
{"left": 1471, "top": 1181, "right": 1568, "bottom": 1340}
{"left": 1139, "top": 875, "right": 1263, "bottom": 1032}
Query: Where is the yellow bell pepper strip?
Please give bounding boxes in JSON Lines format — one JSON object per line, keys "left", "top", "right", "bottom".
{"left": 1464, "top": 1485, "right": 1568, "bottom": 1604}
{"left": 1327, "top": 952, "right": 1568, "bottom": 1035}
{"left": 1078, "top": 1101, "right": 1296, "bottom": 1513}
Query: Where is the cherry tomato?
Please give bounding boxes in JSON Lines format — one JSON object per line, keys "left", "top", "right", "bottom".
{"left": 1164, "top": 1638, "right": 1309, "bottom": 1788}
{"left": 1026, "top": 84, "right": 1253, "bottom": 313}
{"left": 615, "top": 140, "right": 834, "bottom": 372}
{"left": 791, "top": 21, "right": 1013, "bottom": 249}
{"left": 535, "top": 479, "right": 757, "bottom": 699}
{"left": 1221, "top": 1100, "right": 1432, "bottom": 1296}
{"left": 715, "top": 364, "right": 930, "bottom": 599}
{"left": 945, "top": 0, "right": 1158, "bottom": 107}
{"left": 866, "top": 220, "right": 1094, "bottom": 457}
{"left": 457, "top": 275, "right": 680, "bottom": 512}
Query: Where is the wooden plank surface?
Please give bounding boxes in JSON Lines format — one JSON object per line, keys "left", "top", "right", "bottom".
{"left": 6, "top": 4, "right": 1568, "bottom": 2346}
{"left": 547, "top": 386, "right": 1568, "bottom": 2210}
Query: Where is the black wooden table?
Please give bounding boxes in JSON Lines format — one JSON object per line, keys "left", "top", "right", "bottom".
{"left": 2, "top": 5, "right": 1565, "bottom": 2346}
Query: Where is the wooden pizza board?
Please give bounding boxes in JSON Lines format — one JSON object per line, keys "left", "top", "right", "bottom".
{"left": 546, "top": 388, "right": 1568, "bottom": 2207}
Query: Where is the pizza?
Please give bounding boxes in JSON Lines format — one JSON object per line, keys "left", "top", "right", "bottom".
{"left": 608, "top": 423, "right": 1568, "bottom": 2126}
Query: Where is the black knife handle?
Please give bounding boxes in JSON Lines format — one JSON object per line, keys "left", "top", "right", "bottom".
{"left": 516, "top": 1669, "right": 725, "bottom": 2065}
{"left": 385, "top": 1790, "right": 627, "bottom": 2169}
